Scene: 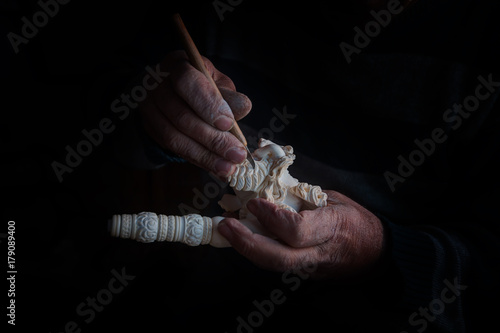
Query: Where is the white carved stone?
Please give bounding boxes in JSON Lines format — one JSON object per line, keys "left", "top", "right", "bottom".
{"left": 111, "top": 213, "right": 214, "bottom": 246}
{"left": 110, "top": 139, "right": 327, "bottom": 248}
{"left": 223, "top": 139, "right": 327, "bottom": 219}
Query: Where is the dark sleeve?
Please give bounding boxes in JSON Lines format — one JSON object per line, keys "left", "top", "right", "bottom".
{"left": 382, "top": 210, "right": 500, "bottom": 332}
{"left": 378, "top": 96, "right": 500, "bottom": 332}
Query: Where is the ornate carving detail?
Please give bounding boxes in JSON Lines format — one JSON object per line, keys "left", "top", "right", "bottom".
{"left": 111, "top": 213, "right": 213, "bottom": 247}
{"left": 121, "top": 214, "right": 132, "bottom": 239}
{"left": 202, "top": 217, "right": 212, "bottom": 245}
{"left": 183, "top": 214, "right": 204, "bottom": 246}
{"left": 111, "top": 139, "right": 327, "bottom": 248}
{"left": 158, "top": 214, "right": 168, "bottom": 241}
{"left": 224, "top": 139, "right": 326, "bottom": 217}
{"left": 134, "top": 212, "right": 158, "bottom": 243}
{"left": 289, "top": 183, "right": 328, "bottom": 208}
{"left": 166, "top": 215, "right": 175, "bottom": 242}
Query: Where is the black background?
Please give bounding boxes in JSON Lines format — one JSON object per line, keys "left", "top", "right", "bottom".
{"left": 2, "top": 0, "right": 499, "bottom": 332}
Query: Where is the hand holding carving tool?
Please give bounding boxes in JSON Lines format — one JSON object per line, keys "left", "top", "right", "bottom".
{"left": 171, "top": 13, "right": 256, "bottom": 169}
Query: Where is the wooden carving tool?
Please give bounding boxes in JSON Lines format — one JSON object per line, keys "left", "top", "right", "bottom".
{"left": 171, "top": 13, "right": 256, "bottom": 168}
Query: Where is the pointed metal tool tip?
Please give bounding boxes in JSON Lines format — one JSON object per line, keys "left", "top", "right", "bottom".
{"left": 245, "top": 146, "right": 256, "bottom": 169}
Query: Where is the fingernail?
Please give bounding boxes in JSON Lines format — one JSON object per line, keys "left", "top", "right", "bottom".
{"left": 214, "top": 115, "right": 234, "bottom": 131}
{"left": 225, "top": 147, "right": 247, "bottom": 164}
{"left": 215, "top": 159, "right": 234, "bottom": 177}
{"left": 218, "top": 99, "right": 232, "bottom": 114}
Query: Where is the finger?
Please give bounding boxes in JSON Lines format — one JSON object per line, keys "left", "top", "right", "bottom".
{"left": 204, "top": 58, "right": 252, "bottom": 120}
{"left": 140, "top": 97, "right": 236, "bottom": 177}
{"left": 153, "top": 80, "right": 247, "bottom": 165}
{"left": 217, "top": 218, "right": 317, "bottom": 272}
{"left": 170, "top": 60, "right": 235, "bottom": 132}
{"left": 219, "top": 88, "right": 252, "bottom": 121}
{"left": 247, "top": 198, "right": 336, "bottom": 248}
{"left": 246, "top": 198, "right": 301, "bottom": 242}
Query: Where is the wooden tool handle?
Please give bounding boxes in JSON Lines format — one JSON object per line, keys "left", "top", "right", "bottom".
{"left": 171, "top": 13, "right": 248, "bottom": 147}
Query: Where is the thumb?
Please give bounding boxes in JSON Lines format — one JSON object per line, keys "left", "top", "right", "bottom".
{"left": 219, "top": 88, "right": 252, "bottom": 121}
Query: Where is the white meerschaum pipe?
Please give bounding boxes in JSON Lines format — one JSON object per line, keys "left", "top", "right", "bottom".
{"left": 109, "top": 139, "right": 327, "bottom": 248}
{"left": 109, "top": 212, "right": 268, "bottom": 248}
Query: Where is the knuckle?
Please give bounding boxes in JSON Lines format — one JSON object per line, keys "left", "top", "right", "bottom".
{"left": 165, "top": 135, "right": 193, "bottom": 161}
{"left": 173, "top": 66, "right": 221, "bottom": 119}
{"left": 209, "top": 131, "right": 231, "bottom": 155}
{"left": 240, "top": 242, "right": 254, "bottom": 258}
{"left": 197, "top": 150, "right": 214, "bottom": 170}
{"left": 238, "top": 238, "right": 257, "bottom": 259}
{"left": 288, "top": 220, "right": 309, "bottom": 248}
{"left": 168, "top": 139, "right": 188, "bottom": 157}
{"left": 198, "top": 93, "right": 221, "bottom": 119}
{"left": 170, "top": 109, "right": 191, "bottom": 129}
{"left": 290, "top": 232, "right": 308, "bottom": 248}
{"left": 315, "top": 242, "right": 333, "bottom": 261}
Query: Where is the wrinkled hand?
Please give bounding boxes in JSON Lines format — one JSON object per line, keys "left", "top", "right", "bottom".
{"left": 217, "top": 190, "right": 385, "bottom": 279}
{"left": 140, "top": 50, "right": 252, "bottom": 177}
